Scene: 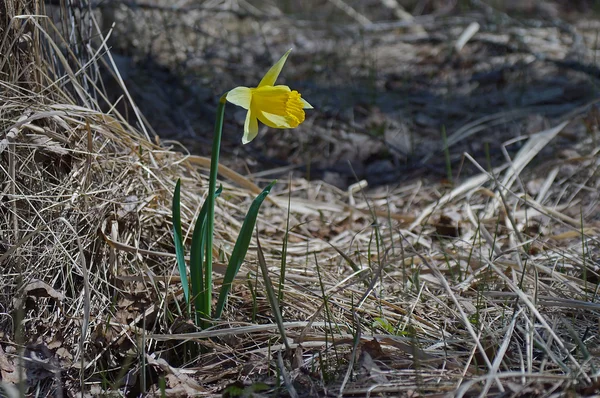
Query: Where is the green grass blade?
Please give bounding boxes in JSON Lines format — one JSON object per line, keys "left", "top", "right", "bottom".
{"left": 441, "top": 125, "right": 453, "bottom": 184}
{"left": 278, "top": 175, "right": 292, "bottom": 303}
{"left": 172, "top": 179, "right": 189, "bottom": 303}
{"left": 256, "top": 234, "right": 290, "bottom": 350}
{"left": 328, "top": 241, "right": 361, "bottom": 274}
{"left": 328, "top": 242, "right": 370, "bottom": 287}
{"left": 190, "top": 185, "right": 223, "bottom": 324}
{"left": 214, "top": 180, "right": 277, "bottom": 319}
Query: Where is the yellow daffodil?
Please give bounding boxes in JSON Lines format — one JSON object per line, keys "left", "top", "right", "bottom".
{"left": 226, "top": 49, "right": 313, "bottom": 144}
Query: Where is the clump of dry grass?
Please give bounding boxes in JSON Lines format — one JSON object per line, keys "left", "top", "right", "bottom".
{"left": 2, "top": 0, "right": 600, "bottom": 396}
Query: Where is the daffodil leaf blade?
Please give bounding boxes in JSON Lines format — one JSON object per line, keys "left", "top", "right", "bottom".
{"left": 172, "top": 179, "right": 189, "bottom": 303}
{"left": 190, "top": 185, "right": 223, "bottom": 321}
{"left": 215, "top": 180, "right": 277, "bottom": 318}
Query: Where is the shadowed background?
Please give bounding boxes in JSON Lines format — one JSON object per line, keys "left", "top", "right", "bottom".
{"left": 48, "top": 0, "right": 600, "bottom": 187}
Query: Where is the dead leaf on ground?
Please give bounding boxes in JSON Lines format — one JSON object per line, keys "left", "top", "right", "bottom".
{"left": 146, "top": 354, "right": 206, "bottom": 394}
{"left": 0, "top": 345, "right": 19, "bottom": 384}
{"left": 23, "top": 279, "right": 65, "bottom": 301}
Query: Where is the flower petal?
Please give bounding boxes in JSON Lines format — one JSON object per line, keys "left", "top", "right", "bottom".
{"left": 300, "top": 98, "right": 313, "bottom": 109}
{"left": 242, "top": 109, "right": 259, "bottom": 144}
{"left": 258, "top": 49, "right": 292, "bottom": 88}
{"left": 257, "top": 111, "right": 290, "bottom": 129}
{"left": 226, "top": 87, "right": 252, "bottom": 109}
{"left": 254, "top": 84, "right": 291, "bottom": 96}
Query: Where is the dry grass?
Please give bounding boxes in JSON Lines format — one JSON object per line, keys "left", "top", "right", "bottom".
{"left": 2, "top": 0, "right": 600, "bottom": 397}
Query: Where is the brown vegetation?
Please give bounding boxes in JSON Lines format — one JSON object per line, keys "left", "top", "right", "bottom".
{"left": 1, "top": 1, "right": 600, "bottom": 396}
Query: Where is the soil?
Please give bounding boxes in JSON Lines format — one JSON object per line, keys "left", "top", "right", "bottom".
{"left": 91, "top": 0, "right": 600, "bottom": 188}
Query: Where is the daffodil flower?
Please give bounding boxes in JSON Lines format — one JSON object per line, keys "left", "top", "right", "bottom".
{"left": 226, "top": 49, "right": 313, "bottom": 144}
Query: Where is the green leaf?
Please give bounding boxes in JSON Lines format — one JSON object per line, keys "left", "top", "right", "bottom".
{"left": 328, "top": 242, "right": 370, "bottom": 287}
{"left": 373, "top": 317, "right": 394, "bottom": 334}
{"left": 204, "top": 96, "right": 228, "bottom": 324}
{"left": 172, "top": 179, "right": 189, "bottom": 303}
{"left": 190, "top": 185, "right": 222, "bottom": 323}
{"left": 256, "top": 233, "right": 290, "bottom": 350}
{"left": 214, "top": 180, "right": 277, "bottom": 319}
{"left": 278, "top": 177, "right": 293, "bottom": 303}
{"left": 328, "top": 242, "right": 360, "bottom": 273}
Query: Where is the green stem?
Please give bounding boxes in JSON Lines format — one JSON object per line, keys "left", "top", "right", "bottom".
{"left": 203, "top": 93, "right": 227, "bottom": 322}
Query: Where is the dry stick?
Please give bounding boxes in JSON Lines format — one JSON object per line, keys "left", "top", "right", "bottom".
{"left": 185, "top": 155, "right": 416, "bottom": 222}
{"left": 256, "top": 233, "right": 291, "bottom": 351}
{"left": 380, "top": 0, "right": 418, "bottom": 22}
{"left": 455, "top": 22, "right": 480, "bottom": 53}
{"left": 481, "top": 257, "right": 589, "bottom": 382}
{"left": 58, "top": 218, "right": 89, "bottom": 392}
{"left": 0, "top": 15, "right": 31, "bottom": 73}
{"left": 519, "top": 318, "right": 568, "bottom": 374}
{"left": 337, "top": 311, "right": 361, "bottom": 398}
{"left": 86, "top": 303, "right": 162, "bottom": 370}
{"left": 409, "top": 164, "right": 507, "bottom": 230}
{"left": 149, "top": 321, "right": 329, "bottom": 341}
{"left": 520, "top": 194, "right": 581, "bottom": 228}
{"left": 479, "top": 308, "right": 524, "bottom": 398}
{"left": 492, "top": 165, "right": 525, "bottom": 249}
{"left": 482, "top": 292, "right": 600, "bottom": 311}
{"left": 0, "top": 224, "right": 46, "bottom": 265}
{"left": 463, "top": 152, "right": 587, "bottom": 236}
{"left": 327, "top": 0, "right": 371, "bottom": 27}
{"left": 3, "top": 110, "right": 88, "bottom": 135}
{"left": 456, "top": 373, "right": 569, "bottom": 398}
{"left": 2, "top": 112, "right": 28, "bottom": 238}
{"left": 8, "top": 136, "right": 17, "bottom": 239}
{"left": 464, "top": 195, "right": 502, "bottom": 256}
{"left": 1, "top": 154, "right": 93, "bottom": 377}
{"left": 0, "top": 214, "right": 93, "bottom": 380}
{"left": 462, "top": 141, "right": 576, "bottom": 269}
{"left": 100, "top": 229, "right": 229, "bottom": 275}
{"left": 410, "top": 249, "right": 505, "bottom": 393}
{"left": 277, "top": 351, "right": 298, "bottom": 398}
{"left": 4, "top": 110, "right": 26, "bottom": 398}
{"left": 89, "top": 13, "right": 158, "bottom": 170}
{"left": 295, "top": 267, "right": 371, "bottom": 345}
{"left": 184, "top": 155, "right": 264, "bottom": 197}
{"left": 21, "top": 16, "right": 91, "bottom": 108}
{"left": 423, "top": 109, "right": 532, "bottom": 163}
{"left": 500, "top": 121, "right": 569, "bottom": 196}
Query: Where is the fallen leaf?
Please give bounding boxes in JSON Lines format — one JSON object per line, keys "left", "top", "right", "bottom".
{"left": 0, "top": 345, "right": 19, "bottom": 384}
{"left": 23, "top": 279, "right": 65, "bottom": 301}
{"left": 146, "top": 354, "right": 205, "bottom": 393}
